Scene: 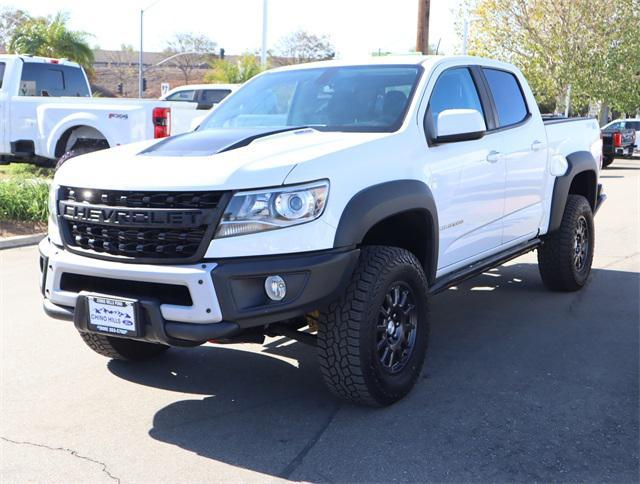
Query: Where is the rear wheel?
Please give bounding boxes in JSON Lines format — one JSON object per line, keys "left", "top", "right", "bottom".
{"left": 79, "top": 332, "right": 169, "bottom": 361}
{"left": 602, "top": 156, "right": 614, "bottom": 168}
{"left": 538, "top": 194, "right": 594, "bottom": 291}
{"left": 55, "top": 140, "right": 109, "bottom": 171}
{"left": 317, "top": 246, "right": 429, "bottom": 406}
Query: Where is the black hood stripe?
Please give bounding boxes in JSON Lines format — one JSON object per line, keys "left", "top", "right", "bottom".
{"left": 140, "top": 127, "right": 312, "bottom": 157}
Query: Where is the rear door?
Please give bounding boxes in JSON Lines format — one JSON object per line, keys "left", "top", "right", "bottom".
{"left": 480, "top": 67, "right": 548, "bottom": 244}
{"left": 11, "top": 61, "right": 90, "bottom": 155}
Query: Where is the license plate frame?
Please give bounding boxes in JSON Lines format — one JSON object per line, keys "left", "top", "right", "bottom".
{"left": 86, "top": 294, "right": 140, "bottom": 337}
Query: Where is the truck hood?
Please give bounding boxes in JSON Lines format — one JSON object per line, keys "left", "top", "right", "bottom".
{"left": 54, "top": 128, "right": 388, "bottom": 191}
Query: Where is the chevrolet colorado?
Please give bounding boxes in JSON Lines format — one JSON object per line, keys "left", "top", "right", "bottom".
{"left": 0, "top": 55, "right": 201, "bottom": 166}
{"left": 40, "top": 56, "right": 605, "bottom": 406}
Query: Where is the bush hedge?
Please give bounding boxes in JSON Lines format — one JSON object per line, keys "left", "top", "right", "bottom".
{"left": 0, "top": 166, "right": 51, "bottom": 222}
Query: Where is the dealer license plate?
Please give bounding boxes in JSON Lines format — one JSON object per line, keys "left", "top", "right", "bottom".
{"left": 87, "top": 295, "right": 138, "bottom": 337}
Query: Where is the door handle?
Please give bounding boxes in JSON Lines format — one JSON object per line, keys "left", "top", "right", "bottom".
{"left": 486, "top": 150, "right": 502, "bottom": 163}
{"left": 531, "top": 140, "right": 545, "bottom": 151}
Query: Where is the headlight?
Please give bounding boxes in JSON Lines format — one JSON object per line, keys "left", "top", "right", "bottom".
{"left": 215, "top": 180, "right": 329, "bottom": 238}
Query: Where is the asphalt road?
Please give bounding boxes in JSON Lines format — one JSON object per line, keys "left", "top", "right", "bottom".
{"left": 1, "top": 158, "right": 638, "bottom": 483}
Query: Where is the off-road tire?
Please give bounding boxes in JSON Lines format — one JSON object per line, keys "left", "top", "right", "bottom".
{"left": 538, "top": 194, "right": 594, "bottom": 292}
{"left": 79, "top": 332, "right": 169, "bottom": 361}
{"left": 317, "top": 246, "right": 430, "bottom": 406}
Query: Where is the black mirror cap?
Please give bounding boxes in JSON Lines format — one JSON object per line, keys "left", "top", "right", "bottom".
{"left": 434, "top": 129, "right": 486, "bottom": 145}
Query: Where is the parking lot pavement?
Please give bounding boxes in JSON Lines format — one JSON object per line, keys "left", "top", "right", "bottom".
{"left": 1, "top": 158, "right": 638, "bottom": 483}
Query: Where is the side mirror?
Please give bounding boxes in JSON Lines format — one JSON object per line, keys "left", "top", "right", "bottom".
{"left": 435, "top": 109, "right": 486, "bottom": 143}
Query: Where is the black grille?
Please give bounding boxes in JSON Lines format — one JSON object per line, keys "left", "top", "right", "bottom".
{"left": 69, "top": 222, "right": 207, "bottom": 258}
{"left": 60, "top": 187, "right": 223, "bottom": 209}
{"left": 60, "top": 273, "right": 193, "bottom": 306}
{"left": 59, "top": 187, "right": 226, "bottom": 262}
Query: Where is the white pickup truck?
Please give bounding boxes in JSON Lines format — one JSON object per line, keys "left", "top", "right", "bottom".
{"left": 40, "top": 56, "right": 605, "bottom": 406}
{"left": 0, "top": 55, "right": 200, "bottom": 166}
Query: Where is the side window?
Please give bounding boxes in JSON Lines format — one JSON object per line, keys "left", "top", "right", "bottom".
{"left": 20, "top": 63, "right": 62, "bottom": 96}
{"left": 427, "top": 68, "right": 485, "bottom": 135}
{"left": 19, "top": 63, "right": 89, "bottom": 97}
{"left": 167, "top": 90, "right": 196, "bottom": 101}
{"left": 629, "top": 122, "right": 640, "bottom": 130}
{"left": 483, "top": 68, "right": 528, "bottom": 127}
{"left": 0, "top": 62, "right": 5, "bottom": 90}
{"left": 201, "top": 89, "right": 231, "bottom": 104}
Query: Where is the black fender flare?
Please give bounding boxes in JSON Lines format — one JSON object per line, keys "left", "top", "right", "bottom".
{"left": 548, "top": 150, "right": 598, "bottom": 233}
{"left": 333, "top": 179, "right": 439, "bottom": 283}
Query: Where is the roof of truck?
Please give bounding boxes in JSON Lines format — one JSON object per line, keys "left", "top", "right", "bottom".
{"left": 0, "top": 53, "right": 81, "bottom": 67}
{"left": 269, "top": 55, "right": 517, "bottom": 73}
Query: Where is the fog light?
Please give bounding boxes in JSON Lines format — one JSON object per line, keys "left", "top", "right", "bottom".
{"left": 265, "top": 275, "right": 286, "bottom": 301}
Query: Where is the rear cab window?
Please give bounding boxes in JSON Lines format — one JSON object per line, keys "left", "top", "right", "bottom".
{"left": 19, "top": 62, "right": 90, "bottom": 97}
{"left": 0, "top": 62, "right": 5, "bottom": 90}
{"left": 603, "top": 123, "right": 623, "bottom": 132}
{"left": 201, "top": 89, "right": 231, "bottom": 104}
{"left": 482, "top": 68, "right": 529, "bottom": 127}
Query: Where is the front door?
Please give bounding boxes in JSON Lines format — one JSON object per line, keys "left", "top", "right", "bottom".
{"left": 423, "top": 67, "right": 506, "bottom": 272}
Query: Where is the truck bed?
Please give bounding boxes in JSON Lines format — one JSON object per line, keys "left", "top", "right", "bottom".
{"left": 543, "top": 116, "right": 602, "bottom": 166}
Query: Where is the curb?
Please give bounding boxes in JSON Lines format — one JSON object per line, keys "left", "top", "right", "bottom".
{"left": 0, "top": 233, "right": 46, "bottom": 250}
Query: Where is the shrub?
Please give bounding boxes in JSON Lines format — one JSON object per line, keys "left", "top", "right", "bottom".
{"left": 204, "top": 54, "right": 264, "bottom": 84}
{"left": 0, "top": 177, "right": 50, "bottom": 222}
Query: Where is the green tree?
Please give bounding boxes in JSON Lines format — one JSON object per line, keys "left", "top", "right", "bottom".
{"left": 9, "top": 12, "right": 94, "bottom": 74}
{"left": 0, "top": 7, "right": 29, "bottom": 53}
{"left": 204, "top": 54, "right": 264, "bottom": 84}
{"left": 459, "top": 0, "right": 640, "bottom": 115}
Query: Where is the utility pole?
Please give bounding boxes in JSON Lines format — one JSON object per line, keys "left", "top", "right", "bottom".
{"left": 261, "top": 0, "right": 268, "bottom": 68}
{"left": 415, "top": 0, "right": 430, "bottom": 55}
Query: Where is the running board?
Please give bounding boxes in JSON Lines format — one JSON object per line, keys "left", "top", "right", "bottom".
{"left": 429, "top": 239, "right": 541, "bottom": 295}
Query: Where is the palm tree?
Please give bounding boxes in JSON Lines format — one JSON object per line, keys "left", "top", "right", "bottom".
{"left": 9, "top": 13, "right": 94, "bottom": 74}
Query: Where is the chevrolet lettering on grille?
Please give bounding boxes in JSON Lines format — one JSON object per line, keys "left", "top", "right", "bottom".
{"left": 59, "top": 201, "right": 208, "bottom": 228}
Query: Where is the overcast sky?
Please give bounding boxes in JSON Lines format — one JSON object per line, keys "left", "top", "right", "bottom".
{"left": 8, "top": 0, "right": 462, "bottom": 57}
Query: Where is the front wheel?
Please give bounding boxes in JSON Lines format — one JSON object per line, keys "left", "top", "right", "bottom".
{"left": 79, "top": 332, "right": 169, "bottom": 361}
{"left": 317, "top": 246, "right": 430, "bottom": 406}
{"left": 538, "top": 194, "right": 595, "bottom": 291}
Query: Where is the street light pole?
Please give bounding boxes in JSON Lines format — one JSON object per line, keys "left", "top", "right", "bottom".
{"left": 139, "top": 0, "right": 161, "bottom": 98}
{"left": 462, "top": 17, "right": 478, "bottom": 55}
{"left": 139, "top": 9, "right": 144, "bottom": 98}
{"left": 261, "top": 0, "right": 268, "bottom": 68}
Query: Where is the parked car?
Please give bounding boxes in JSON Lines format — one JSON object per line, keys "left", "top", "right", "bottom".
{"left": 0, "top": 55, "right": 202, "bottom": 166}
{"left": 160, "top": 84, "right": 240, "bottom": 110}
{"left": 41, "top": 55, "right": 605, "bottom": 406}
{"left": 601, "top": 120, "right": 637, "bottom": 167}
{"left": 602, "top": 118, "right": 640, "bottom": 152}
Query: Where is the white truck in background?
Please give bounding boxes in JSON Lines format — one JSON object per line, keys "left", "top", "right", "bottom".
{"left": 0, "top": 55, "right": 202, "bottom": 166}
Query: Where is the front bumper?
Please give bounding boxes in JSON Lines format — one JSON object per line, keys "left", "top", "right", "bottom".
{"left": 39, "top": 238, "right": 358, "bottom": 345}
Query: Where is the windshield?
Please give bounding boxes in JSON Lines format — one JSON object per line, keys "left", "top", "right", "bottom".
{"left": 199, "top": 65, "right": 422, "bottom": 133}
